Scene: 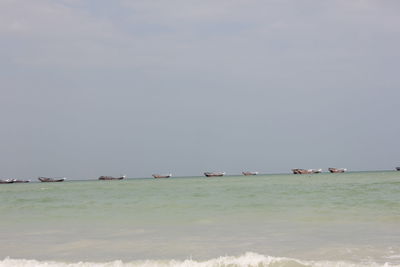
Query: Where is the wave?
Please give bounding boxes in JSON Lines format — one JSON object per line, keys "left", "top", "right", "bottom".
{"left": 1, "top": 252, "right": 398, "bottom": 267}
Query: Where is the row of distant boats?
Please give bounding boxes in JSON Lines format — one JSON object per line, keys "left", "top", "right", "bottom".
{"left": 292, "top": 168, "right": 346, "bottom": 174}
{"left": 1, "top": 168, "right": 399, "bottom": 184}
{"left": 0, "top": 177, "right": 67, "bottom": 184}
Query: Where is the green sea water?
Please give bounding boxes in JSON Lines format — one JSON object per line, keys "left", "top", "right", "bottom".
{"left": 1, "top": 171, "right": 400, "bottom": 266}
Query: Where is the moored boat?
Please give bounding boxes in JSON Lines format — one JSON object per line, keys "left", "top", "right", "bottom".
{"left": 292, "top": 169, "right": 322, "bottom": 174}
{"left": 0, "top": 179, "right": 14, "bottom": 184}
{"left": 98, "top": 175, "right": 126, "bottom": 180}
{"left": 204, "top": 172, "right": 225, "bottom": 177}
{"left": 152, "top": 174, "right": 172, "bottom": 178}
{"left": 242, "top": 171, "right": 258, "bottom": 176}
{"left": 328, "top": 168, "right": 347, "bottom": 173}
{"left": 38, "top": 177, "right": 66, "bottom": 182}
{"left": 292, "top": 169, "right": 310, "bottom": 174}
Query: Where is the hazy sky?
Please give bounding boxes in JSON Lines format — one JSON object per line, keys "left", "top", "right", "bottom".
{"left": 1, "top": 0, "right": 400, "bottom": 179}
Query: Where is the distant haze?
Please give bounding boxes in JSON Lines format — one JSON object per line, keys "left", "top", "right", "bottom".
{"left": 1, "top": 0, "right": 399, "bottom": 179}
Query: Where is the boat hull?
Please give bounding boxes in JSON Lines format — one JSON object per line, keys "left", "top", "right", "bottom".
{"left": 0, "top": 179, "right": 14, "bottom": 184}
{"left": 204, "top": 172, "right": 225, "bottom": 177}
{"left": 12, "top": 179, "right": 30, "bottom": 183}
{"left": 328, "top": 168, "right": 346, "bottom": 173}
{"left": 38, "top": 177, "right": 65, "bottom": 182}
{"left": 292, "top": 169, "right": 322, "bottom": 174}
{"left": 242, "top": 172, "right": 258, "bottom": 176}
{"left": 98, "top": 176, "right": 125, "bottom": 180}
{"left": 152, "top": 174, "right": 171, "bottom": 178}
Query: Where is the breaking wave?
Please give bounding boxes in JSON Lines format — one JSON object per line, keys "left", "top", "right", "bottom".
{"left": 1, "top": 252, "right": 399, "bottom": 267}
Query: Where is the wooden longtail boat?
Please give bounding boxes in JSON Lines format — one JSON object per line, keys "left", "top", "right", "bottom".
{"left": 242, "top": 171, "right": 258, "bottom": 176}
{"left": 38, "top": 177, "right": 66, "bottom": 182}
{"left": 204, "top": 172, "right": 225, "bottom": 177}
{"left": 98, "top": 175, "right": 126, "bottom": 180}
{"left": 328, "top": 168, "right": 347, "bottom": 173}
{"left": 292, "top": 169, "right": 322, "bottom": 174}
{"left": 152, "top": 174, "right": 172, "bottom": 178}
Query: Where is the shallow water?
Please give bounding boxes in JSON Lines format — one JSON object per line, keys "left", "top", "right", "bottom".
{"left": 1, "top": 171, "right": 400, "bottom": 266}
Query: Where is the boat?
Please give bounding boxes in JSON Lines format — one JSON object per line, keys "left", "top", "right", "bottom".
{"left": 38, "top": 177, "right": 66, "bottom": 182}
{"left": 0, "top": 179, "right": 14, "bottom": 184}
{"left": 204, "top": 172, "right": 225, "bottom": 177}
{"left": 152, "top": 174, "right": 172, "bottom": 178}
{"left": 328, "top": 168, "right": 347, "bottom": 173}
{"left": 242, "top": 171, "right": 258, "bottom": 176}
{"left": 396, "top": 167, "right": 400, "bottom": 171}
{"left": 12, "top": 179, "right": 30, "bottom": 183}
{"left": 98, "top": 175, "right": 126, "bottom": 180}
{"left": 292, "top": 169, "right": 311, "bottom": 174}
{"left": 292, "top": 169, "right": 322, "bottom": 174}
{"left": 292, "top": 169, "right": 308, "bottom": 174}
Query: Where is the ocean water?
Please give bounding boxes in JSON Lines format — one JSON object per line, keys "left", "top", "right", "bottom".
{"left": 1, "top": 171, "right": 400, "bottom": 267}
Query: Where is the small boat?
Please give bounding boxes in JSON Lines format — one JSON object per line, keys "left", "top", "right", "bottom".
{"left": 242, "top": 171, "right": 258, "bottom": 176}
{"left": 12, "top": 179, "right": 30, "bottom": 183}
{"left": 152, "top": 174, "right": 172, "bottom": 178}
{"left": 98, "top": 175, "right": 126, "bottom": 180}
{"left": 292, "top": 169, "right": 311, "bottom": 174}
{"left": 292, "top": 169, "right": 322, "bottom": 174}
{"left": 38, "top": 177, "right": 66, "bottom": 182}
{"left": 0, "top": 179, "right": 14, "bottom": 184}
{"left": 204, "top": 172, "right": 225, "bottom": 177}
{"left": 328, "top": 168, "right": 347, "bottom": 173}
{"left": 396, "top": 167, "right": 400, "bottom": 171}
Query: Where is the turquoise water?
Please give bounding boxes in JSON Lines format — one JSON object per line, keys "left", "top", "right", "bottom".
{"left": 1, "top": 171, "right": 400, "bottom": 266}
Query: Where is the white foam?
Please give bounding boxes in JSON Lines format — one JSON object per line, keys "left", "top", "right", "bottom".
{"left": 1, "top": 252, "right": 398, "bottom": 267}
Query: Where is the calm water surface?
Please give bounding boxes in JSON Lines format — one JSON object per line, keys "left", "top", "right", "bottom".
{"left": 1, "top": 171, "right": 400, "bottom": 266}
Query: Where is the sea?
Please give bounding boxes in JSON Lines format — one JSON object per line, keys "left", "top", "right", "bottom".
{"left": 1, "top": 171, "right": 400, "bottom": 267}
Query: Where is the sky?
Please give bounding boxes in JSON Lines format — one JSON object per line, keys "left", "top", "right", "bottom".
{"left": 1, "top": 0, "right": 400, "bottom": 179}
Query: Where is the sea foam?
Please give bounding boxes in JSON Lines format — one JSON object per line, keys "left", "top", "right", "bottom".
{"left": 1, "top": 252, "right": 398, "bottom": 267}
